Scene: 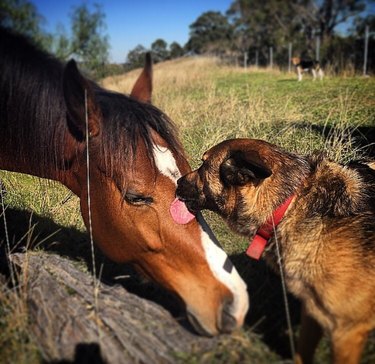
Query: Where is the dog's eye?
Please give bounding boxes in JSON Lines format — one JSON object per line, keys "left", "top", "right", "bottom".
{"left": 124, "top": 193, "right": 153, "bottom": 205}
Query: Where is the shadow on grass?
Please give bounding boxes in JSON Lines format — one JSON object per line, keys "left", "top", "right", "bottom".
{"left": 0, "top": 206, "right": 299, "bottom": 360}
{"left": 0, "top": 207, "right": 185, "bottom": 319}
{"left": 296, "top": 123, "right": 375, "bottom": 158}
{"left": 231, "top": 253, "right": 300, "bottom": 359}
{"left": 316, "top": 124, "right": 375, "bottom": 158}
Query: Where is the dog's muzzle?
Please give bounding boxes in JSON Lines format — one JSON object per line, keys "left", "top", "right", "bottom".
{"left": 176, "top": 176, "right": 205, "bottom": 213}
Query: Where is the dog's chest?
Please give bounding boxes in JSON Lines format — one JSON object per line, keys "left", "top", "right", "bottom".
{"left": 263, "top": 218, "right": 327, "bottom": 296}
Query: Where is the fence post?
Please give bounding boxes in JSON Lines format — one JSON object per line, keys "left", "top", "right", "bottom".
{"left": 244, "top": 52, "right": 248, "bottom": 68}
{"left": 288, "top": 42, "right": 292, "bottom": 72}
{"left": 269, "top": 47, "right": 273, "bottom": 68}
{"left": 363, "top": 25, "right": 369, "bottom": 76}
{"left": 316, "top": 36, "right": 320, "bottom": 61}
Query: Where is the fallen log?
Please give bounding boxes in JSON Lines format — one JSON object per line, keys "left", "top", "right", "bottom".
{"left": 9, "top": 252, "right": 218, "bottom": 364}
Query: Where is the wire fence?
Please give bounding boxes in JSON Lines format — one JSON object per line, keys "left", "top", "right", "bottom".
{"left": 220, "top": 30, "right": 374, "bottom": 76}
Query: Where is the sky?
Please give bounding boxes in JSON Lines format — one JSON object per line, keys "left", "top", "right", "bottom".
{"left": 34, "top": 0, "right": 232, "bottom": 63}
{"left": 33, "top": 0, "right": 374, "bottom": 64}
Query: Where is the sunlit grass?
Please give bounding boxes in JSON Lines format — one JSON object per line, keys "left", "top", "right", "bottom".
{"left": 103, "top": 57, "right": 374, "bottom": 167}
{"left": 1, "top": 172, "right": 83, "bottom": 231}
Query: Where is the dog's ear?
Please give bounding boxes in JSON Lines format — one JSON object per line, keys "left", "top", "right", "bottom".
{"left": 220, "top": 151, "right": 272, "bottom": 186}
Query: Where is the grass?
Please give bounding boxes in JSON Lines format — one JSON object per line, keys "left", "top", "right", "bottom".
{"left": 1, "top": 57, "right": 375, "bottom": 363}
{"left": 105, "top": 59, "right": 373, "bottom": 169}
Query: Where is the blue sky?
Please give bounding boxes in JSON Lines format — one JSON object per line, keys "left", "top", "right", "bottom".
{"left": 34, "top": 1, "right": 374, "bottom": 63}
{"left": 34, "top": 0, "right": 232, "bottom": 63}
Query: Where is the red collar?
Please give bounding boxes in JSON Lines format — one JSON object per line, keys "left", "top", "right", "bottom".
{"left": 246, "top": 195, "right": 295, "bottom": 260}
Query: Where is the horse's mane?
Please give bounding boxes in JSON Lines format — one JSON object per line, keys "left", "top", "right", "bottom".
{"left": 95, "top": 88, "right": 184, "bottom": 190}
{"left": 0, "top": 26, "right": 66, "bottom": 176}
{"left": 0, "top": 26, "right": 184, "bottom": 190}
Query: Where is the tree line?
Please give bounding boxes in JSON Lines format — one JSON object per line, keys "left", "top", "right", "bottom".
{"left": 183, "top": 0, "right": 374, "bottom": 73}
{"left": 1, "top": 0, "right": 374, "bottom": 77}
{"left": 0, "top": 0, "right": 111, "bottom": 79}
{"left": 124, "top": 0, "right": 374, "bottom": 73}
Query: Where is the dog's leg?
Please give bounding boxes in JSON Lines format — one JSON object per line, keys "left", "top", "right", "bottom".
{"left": 331, "top": 327, "right": 368, "bottom": 364}
{"left": 318, "top": 69, "right": 324, "bottom": 80}
{"left": 297, "top": 67, "right": 303, "bottom": 81}
{"left": 312, "top": 69, "right": 317, "bottom": 81}
{"left": 295, "top": 304, "right": 322, "bottom": 364}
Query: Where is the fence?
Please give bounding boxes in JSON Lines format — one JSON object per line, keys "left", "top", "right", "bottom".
{"left": 226, "top": 30, "right": 373, "bottom": 75}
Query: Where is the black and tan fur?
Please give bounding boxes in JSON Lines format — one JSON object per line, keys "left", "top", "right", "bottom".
{"left": 177, "top": 138, "right": 375, "bottom": 364}
{"left": 292, "top": 57, "right": 324, "bottom": 81}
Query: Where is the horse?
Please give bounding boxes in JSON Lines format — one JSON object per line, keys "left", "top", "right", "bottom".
{"left": 0, "top": 27, "right": 249, "bottom": 336}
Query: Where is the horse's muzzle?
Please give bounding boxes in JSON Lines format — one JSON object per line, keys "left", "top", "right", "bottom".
{"left": 186, "top": 299, "right": 239, "bottom": 336}
{"left": 219, "top": 300, "right": 238, "bottom": 333}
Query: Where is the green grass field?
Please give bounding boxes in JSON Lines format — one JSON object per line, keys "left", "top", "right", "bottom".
{"left": 1, "top": 58, "right": 375, "bottom": 363}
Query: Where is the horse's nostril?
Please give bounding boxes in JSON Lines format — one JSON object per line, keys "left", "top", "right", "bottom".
{"left": 219, "top": 302, "right": 237, "bottom": 333}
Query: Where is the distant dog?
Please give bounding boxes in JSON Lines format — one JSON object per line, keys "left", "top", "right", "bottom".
{"left": 292, "top": 57, "right": 324, "bottom": 81}
{"left": 177, "top": 138, "right": 375, "bottom": 364}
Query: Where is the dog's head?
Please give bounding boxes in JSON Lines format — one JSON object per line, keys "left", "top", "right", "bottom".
{"left": 177, "top": 139, "right": 306, "bottom": 237}
{"left": 291, "top": 57, "right": 301, "bottom": 66}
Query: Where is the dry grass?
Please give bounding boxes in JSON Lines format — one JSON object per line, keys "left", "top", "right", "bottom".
{"left": 0, "top": 251, "right": 40, "bottom": 363}
{"left": 1, "top": 56, "right": 374, "bottom": 363}
{"left": 104, "top": 56, "right": 373, "bottom": 173}
{"left": 1, "top": 172, "right": 83, "bottom": 230}
{"left": 103, "top": 56, "right": 219, "bottom": 94}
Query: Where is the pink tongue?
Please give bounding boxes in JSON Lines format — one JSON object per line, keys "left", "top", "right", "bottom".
{"left": 170, "top": 198, "right": 195, "bottom": 224}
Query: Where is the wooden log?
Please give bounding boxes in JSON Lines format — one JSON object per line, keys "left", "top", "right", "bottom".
{"left": 10, "top": 252, "right": 218, "bottom": 363}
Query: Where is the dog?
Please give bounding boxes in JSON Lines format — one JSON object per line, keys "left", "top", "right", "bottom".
{"left": 176, "top": 138, "right": 375, "bottom": 364}
{"left": 292, "top": 57, "right": 324, "bottom": 81}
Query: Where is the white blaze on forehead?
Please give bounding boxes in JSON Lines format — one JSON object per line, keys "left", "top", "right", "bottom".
{"left": 197, "top": 214, "right": 249, "bottom": 323}
{"left": 153, "top": 145, "right": 181, "bottom": 183}
{"left": 153, "top": 143, "right": 249, "bottom": 322}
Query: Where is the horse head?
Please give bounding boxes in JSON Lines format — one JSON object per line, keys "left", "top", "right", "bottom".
{"left": 61, "top": 56, "right": 249, "bottom": 336}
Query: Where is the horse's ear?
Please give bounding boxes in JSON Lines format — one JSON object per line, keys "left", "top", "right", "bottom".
{"left": 220, "top": 150, "right": 272, "bottom": 186}
{"left": 63, "top": 59, "right": 100, "bottom": 141}
{"left": 130, "top": 52, "right": 153, "bottom": 103}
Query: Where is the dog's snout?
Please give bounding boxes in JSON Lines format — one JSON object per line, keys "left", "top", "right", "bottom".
{"left": 176, "top": 173, "right": 207, "bottom": 214}
{"left": 176, "top": 176, "right": 187, "bottom": 197}
{"left": 176, "top": 174, "right": 195, "bottom": 198}
{"left": 176, "top": 175, "right": 185, "bottom": 189}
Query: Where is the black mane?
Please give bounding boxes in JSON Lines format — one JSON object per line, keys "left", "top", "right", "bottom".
{"left": 0, "top": 26, "right": 66, "bottom": 176}
{"left": 95, "top": 88, "right": 184, "bottom": 189}
{"left": 0, "top": 26, "right": 184, "bottom": 189}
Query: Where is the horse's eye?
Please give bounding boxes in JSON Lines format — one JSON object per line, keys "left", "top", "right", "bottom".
{"left": 125, "top": 193, "right": 153, "bottom": 205}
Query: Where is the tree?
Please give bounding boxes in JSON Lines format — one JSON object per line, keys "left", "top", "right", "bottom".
{"left": 151, "top": 38, "right": 169, "bottom": 62}
{"left": 0, "top": 1, "right": 110, "bottom": 78}
{"left": 227, "top": 0, "right": 368, "bottom": 66}
{"left": 69, "top": 3, "right": 109, "bottom": 77}
{"left": 227, "top": 0, "right": 310, "bottom": 64}
{"left": 347, "top": 14, "right": 375, "bottom": 72}
{"left": 351, "top": 13, "right": 375, "bottom": 37}
{"left": 126, "top": 44, "right": 147, "bottom": 70}
{"left": 186, "top": 11, "right": 233, "bottom": 55}
{"left": 169, "top": 41, "right": 184, "bottom": 58}
{"left": 52, "top": 23, "right": 71, "bottom": 60}
{"left": 0, "top": 0, "right": 51, "bottom": 49}
{"left": 315, "top": 0, "right": 366, "bottom": 40}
